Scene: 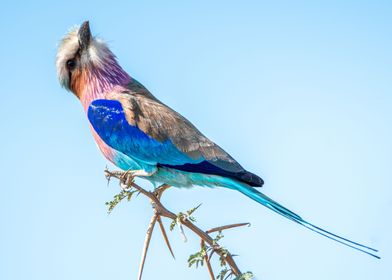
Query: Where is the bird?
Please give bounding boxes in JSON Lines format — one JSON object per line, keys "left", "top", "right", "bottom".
{"left": 56, "top": 21, "right": 379, "bottom": 258}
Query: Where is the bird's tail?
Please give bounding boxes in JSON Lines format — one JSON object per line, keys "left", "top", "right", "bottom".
{"left": 233, "top": 183, "right": 379, "bottom": 258}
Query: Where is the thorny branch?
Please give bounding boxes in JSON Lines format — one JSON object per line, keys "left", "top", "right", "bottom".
{"left": 104, "top": 169, "right": 253, "bottom": 280}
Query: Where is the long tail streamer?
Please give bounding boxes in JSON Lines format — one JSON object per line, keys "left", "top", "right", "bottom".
{"left": 234, "top": 184, "right": 379, "bottom": 259}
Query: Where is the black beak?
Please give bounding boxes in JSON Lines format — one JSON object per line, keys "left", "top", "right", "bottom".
{"left": 78, "top": 21, "right": 92, "bottom": 50}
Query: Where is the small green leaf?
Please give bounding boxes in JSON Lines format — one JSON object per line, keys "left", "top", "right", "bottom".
{"left": 187, "top": 246, "right": 207, "bottom": 269}
{"left": 217, "top": 268, "right": 230, "bottom": 280}
{"left": 234, "top": 272, "right": 254, "bottom": 280}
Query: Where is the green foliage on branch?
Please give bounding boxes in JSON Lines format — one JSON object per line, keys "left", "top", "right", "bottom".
{"left": 187, "top": 230, "right": 254, "bottom": 280}
{"left": 170, "top": 204, "right": 202, "bottom": 231}
{"left": 105, "top": 189, "right": 138, "bottom": 214}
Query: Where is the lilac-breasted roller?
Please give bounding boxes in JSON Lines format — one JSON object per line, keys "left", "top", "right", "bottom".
{"left": 56, "top": 21, "right": 378, "bottom": 258}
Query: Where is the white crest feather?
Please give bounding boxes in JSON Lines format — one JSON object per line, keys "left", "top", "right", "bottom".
{"left": 56, "top": 25, "right": 113, "bottom": 89}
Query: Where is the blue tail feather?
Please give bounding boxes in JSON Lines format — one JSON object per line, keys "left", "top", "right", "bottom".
{"left": 234, "top": 183, "right": 380, "bottom": 259}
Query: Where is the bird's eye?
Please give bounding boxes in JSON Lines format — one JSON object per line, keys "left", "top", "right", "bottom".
{"left": 66, "top": 59, "right": 76, "bottom": 71}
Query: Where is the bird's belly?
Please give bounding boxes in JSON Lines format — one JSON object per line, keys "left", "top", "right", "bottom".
{"left": 148, "top": 166, "right": 240, "bottom": 190}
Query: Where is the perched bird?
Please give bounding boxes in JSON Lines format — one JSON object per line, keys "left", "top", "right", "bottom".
{"left": 57, "top": 21, "right": 378, "bottom": 258}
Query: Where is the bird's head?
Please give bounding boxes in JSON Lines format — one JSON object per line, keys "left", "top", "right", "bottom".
{"left": 56, "top": 21, "right": 130, "bottom": 103}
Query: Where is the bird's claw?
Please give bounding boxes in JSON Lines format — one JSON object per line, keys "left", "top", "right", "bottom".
{"left": 120, "top": 170, "right": 135, "bottom": 190}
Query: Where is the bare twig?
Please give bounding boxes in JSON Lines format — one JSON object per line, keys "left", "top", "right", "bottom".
{"left": 157, "top": 216, "right": 175, "bottom": 259}
{"left": 207, "top": 223, "right": 250, "bottom": 234}
{"left": 104, "top": 169, "right": 245, "bottom": 279}
{"left": 138, "top": 214, "right": 158, "bottom": 280}
{"left": 201, "top": 239, "right": 215, "bottom": 280}
{"left": 152, "top": 184, "right": 176, "bottom": 258}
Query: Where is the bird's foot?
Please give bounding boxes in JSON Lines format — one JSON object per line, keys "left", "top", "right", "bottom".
{"left": 119, "top": 170, "right": 136, "bottom": 190}
{"left": 119, "top": 169, "right": 157, "bottom": 190}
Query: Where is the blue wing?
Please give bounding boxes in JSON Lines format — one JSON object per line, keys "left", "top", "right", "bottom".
{"left": 88, "top": 97, "right": 263, "bottom": 187}
{"left": 88, "top": 99, "right": 199, "bottom": 166}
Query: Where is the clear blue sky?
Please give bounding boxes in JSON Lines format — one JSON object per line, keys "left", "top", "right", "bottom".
{"left": 1, "top": 1, "right": 391, "bottom": 279}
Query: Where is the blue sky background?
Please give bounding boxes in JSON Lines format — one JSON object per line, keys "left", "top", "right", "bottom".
{"left": 1, "top": 1, "right": 391, "bottom": 279}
